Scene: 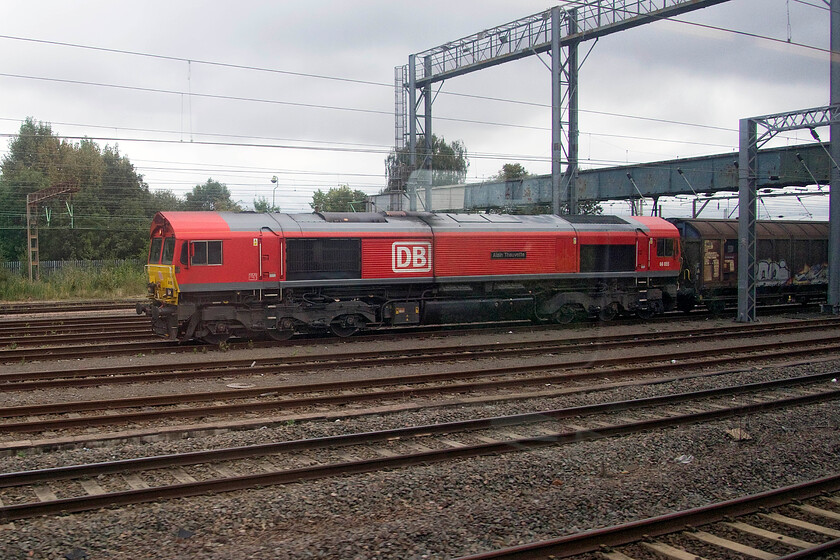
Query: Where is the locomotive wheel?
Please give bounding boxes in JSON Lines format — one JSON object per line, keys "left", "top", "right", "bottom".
{"left": 636, "top": 306, "right": 654, "bottom": 320}
{"left": 267, "top": 318, "right": 295, "bottom": 341}
{"left": 267, "top": 328, "right": 294, "bottom": 341}
{"left": 652, "top": 300, "right": 665, "bottom": 315}
{"left": 598, "top": 303, "right": 618, "bottom": 321}
{"left": 551, "top": 304, "right": 577, "bottom": 324}
{"left": 330, "top": 314, "right": 362, "bottom": 337}
{"left": 202, "top": 332, "right": 231, "bottom": 345}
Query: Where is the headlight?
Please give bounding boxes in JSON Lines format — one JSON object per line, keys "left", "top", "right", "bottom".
{"left": 165, "top": 288, "right": 174, "bottom": 297}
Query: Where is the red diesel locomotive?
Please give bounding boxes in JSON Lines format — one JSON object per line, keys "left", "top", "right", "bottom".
{"left": 137, "top": 211, "right": 681, "bottom": 343}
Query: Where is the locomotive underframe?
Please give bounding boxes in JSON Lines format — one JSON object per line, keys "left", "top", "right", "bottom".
{"left": 139, "top": 275, "right": 677, "bottom": 342}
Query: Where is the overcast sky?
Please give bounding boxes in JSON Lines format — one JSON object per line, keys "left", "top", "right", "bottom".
{"left": 0, "top": 0, "right": 832, "bottom": 218}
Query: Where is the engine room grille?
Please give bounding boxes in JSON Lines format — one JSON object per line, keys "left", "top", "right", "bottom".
{"left": 287, "top": 238, "right": 361, "bottom": 280}
{"left": 580, "top": 244, "right": 636, "bottom": 272}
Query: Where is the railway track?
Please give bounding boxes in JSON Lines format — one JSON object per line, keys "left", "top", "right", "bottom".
{"left": 2, "top": 312, "right": 838, "bottom": 370}
{"left": 456, "top": 474, "right": 840, "bottom": 559}
{"left": 0, "top": 372, "right": 836, "bottom": 523}
{"left": 2, "top": 317, "right": 839, "bottom": 391}
{"left": 0, "top": 316, "right": 561, "bottom": 360}
{"left": 0, "top": 314, "right": 148, "bottom": 339}
{"left": 0, "top": 302, "right": 825, "bottom": 360}
{"left": 0, "top": 300, "right": 141, "bottom": 315}
{"left": 1, "top": 326, "right": 839, "bottom": 442}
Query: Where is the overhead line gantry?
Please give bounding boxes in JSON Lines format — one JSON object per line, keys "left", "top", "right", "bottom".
{"left": 395, "top": 0, "right": 732, "bottom": 213}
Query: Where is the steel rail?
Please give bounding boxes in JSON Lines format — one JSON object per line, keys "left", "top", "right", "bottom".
{"left": 454, "top": 475, "right": 840, "bottom": 559}
{"left": 0, "top": 371, "right": 834, "bottom": 487}
{"left": 2, "top": 310, "right": 836, "bottom": 362}
{"left": 0, "top": 339, "right": 185, "bottom": 361}
{"left": 2, "top": 318, "right": 838, "bottom": 390}
{"left": 0, "top": 315, "right": 143, "bottom": 332}
{"left": 2, "top": 338, "right": 839, "bottom": 434}
{"left": 0, "top": 329, "right": 157, "bottom": 347}
{"left": 0, "top": 380, "right": 837, "bottom": 523}
{"left": 0, "top": 300, "right": 140, "bottom": 315}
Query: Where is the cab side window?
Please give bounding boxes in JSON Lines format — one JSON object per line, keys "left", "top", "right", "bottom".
{"left": 191, "top": 240, "right": 223, "bottom": 266}
{"left": 657, "top": 238, "right": 675, "bottom": 258}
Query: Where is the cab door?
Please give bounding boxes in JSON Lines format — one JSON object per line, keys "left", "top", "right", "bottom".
{"left": 636, "top": 231, "right": 651, "bottom": 272}
{"left": 259, "top": 228, "right": 282, "bottom": 282}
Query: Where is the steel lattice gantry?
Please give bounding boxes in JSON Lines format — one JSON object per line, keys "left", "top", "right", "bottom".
{"left": 737, "top": 0, "right": 840, "bottom": 322}
{"left": 738, "top": 106, "right": 840, "bottom": 322}
{"left": 395, "top": 0, "right": 731, "bottom": 213}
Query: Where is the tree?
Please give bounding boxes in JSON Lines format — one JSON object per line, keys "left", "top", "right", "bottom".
{"left": 150, "top": 189, "right": 183, "bottom": 212}
{"left": 310, "top": 185, "right": 368, "bottom": 212}
{"left": 184, "top": 179, "right": 240, "bottom": 211}
{"left": 482, "top": 164, "right": 602, "bottom": 216}
{"left": 253, "top": 196, "right": 279, "bottom": 213}
{"left": 494, "top": 163, "right": 529, "bottom": 181}
{"left": 0, "top": 118, "right": 161, "bottom": 262}
{"left": 385, "top": 134, "right": 469, "bottom": 190}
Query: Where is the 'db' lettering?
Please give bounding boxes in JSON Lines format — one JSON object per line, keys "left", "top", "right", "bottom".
{"left": 413, "top": 246, "right": 427, "bottom": 268}
{"left": 396, "top": 245, "right": 412, "bottom": 268}
{"left": 392, "top": 241, "right": 432, "bottom": 273}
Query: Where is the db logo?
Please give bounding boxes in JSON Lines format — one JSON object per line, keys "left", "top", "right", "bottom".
{"left": 392, "top": 241, "right": 432, "bottom": 273}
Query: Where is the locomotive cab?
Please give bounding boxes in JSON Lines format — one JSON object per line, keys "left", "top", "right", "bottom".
{"left": 136, "top": 219, "right": 182, "bottom": 339}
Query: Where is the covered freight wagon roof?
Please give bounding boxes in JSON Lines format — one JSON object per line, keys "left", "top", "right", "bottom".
{"left": 670, "top": 218, "right": 829, "bottom": 239}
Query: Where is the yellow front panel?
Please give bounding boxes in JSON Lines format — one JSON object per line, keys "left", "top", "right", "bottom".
{"left": 146, "top": 264, "right": 179, "bottom": 305}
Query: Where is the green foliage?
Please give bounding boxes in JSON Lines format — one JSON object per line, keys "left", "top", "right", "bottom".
{"left": 253, "top": 196, "right": 279, "bottom": 213}
{"left": 0, "top": 261, "right": 146, "bottom": 301}
{"left": 150, "top": 189, "right": 184, "bottom": 212}
{"left": 0, "top": 118, "right": 182, "bottom": 263}
{"left": 184, "top": 179, "right": 241, "bottom": 211}
{"left": 494, "top": 163, "right": 530, "bottom": 181}
{"left": 385, "top": 134, "right": 469, "bottom": 189}
{"left": 311, "top": 185, "right": 368, "bottom": 212}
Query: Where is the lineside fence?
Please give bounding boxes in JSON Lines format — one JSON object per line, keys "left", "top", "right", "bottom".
{"left": 0, "top": 259, "right": 143, "bottom": 277}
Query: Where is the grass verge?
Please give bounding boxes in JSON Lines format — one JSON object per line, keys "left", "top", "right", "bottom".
{"left": 0, "top": 262, "right": 146, "bottom": 301}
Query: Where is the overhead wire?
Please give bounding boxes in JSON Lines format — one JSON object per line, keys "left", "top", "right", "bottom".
{"left": 0, "top": 0, "right": 822, "bottom": 169}
{"left": 558, "top": 0, "right": 832, "bottom": 57}
{"left": 0, "top": 28, "right": 771, "bottom": 137}
{"left": 0, "top": 0, "right": 831, "bottom": 215}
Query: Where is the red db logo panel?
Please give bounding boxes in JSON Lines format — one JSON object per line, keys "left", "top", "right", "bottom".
{"left": 392, "top": 241, "right": 432, "bottom": 273}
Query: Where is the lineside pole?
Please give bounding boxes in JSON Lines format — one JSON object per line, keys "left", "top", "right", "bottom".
{"left": 424, "top": 56, "right": 434, "bottom": 212}
{"left": 829, "top": 0, "right": 840, "bottom": 313}
{"left": 551, "top": 6, "right": 563, "bottom": 215}
{"left": 564, "top": 8, "right": 579, "bottom": 215}
{"left": 737, "top": 118, "right": 758, "bottom": 323}
{"left": 26, "top": 196, "right": 38, "bottom": 281}
{"left": 408, "top": 54, "right": 418, "bottom": 212}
